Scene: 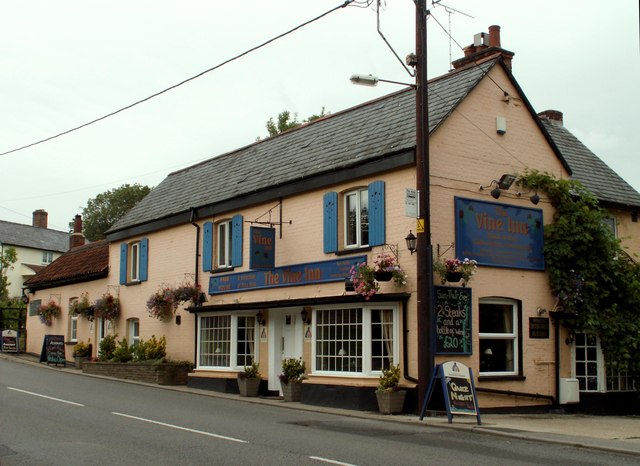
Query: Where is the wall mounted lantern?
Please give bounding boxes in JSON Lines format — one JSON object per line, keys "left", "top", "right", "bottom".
{"left": 405, "top": 230, "right": 417, "bottom": 255}
{"left": 256, "top": 310, "right": 266, "bottom": 327}
{"left": 301, "top": 307, "right": 312, "bottom": 325}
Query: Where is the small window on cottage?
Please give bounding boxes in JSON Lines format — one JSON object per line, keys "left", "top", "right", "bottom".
{"left": 69, "top": 297, "right": 78, "bottom": 342}
{"left": 42, "top": 251, "right": 53, "bottom": 264}
{"left": 128, "top": 318, "right": 140, "bottom": 346}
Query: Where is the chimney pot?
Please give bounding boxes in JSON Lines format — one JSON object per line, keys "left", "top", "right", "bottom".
{"left": 32, "top": 209, "right": 48, "bottom": 229}
{"left": 488, "top": 25, "right": 501, "bottom": 48}
{"left": 70, "top": 214, "right": 85, "bottom": 249}
{"left": 538, "top": 110, "right": 564, "bottom": 125}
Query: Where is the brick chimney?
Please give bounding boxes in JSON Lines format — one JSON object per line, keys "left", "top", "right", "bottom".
{"left": 451, "top": 25, "right": 514, "bottom": 71}
{"left": 538, "top": 110, "right": 564, "bottom": 126}
{"left": 32, "top": 209, "right": 48, "bottom": 229}
{"left": 70, "top": 214, "right": 85, "bottom": 249}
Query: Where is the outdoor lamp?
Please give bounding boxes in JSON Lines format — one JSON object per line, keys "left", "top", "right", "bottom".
{"left": 256, "top": 310, "right": 266, "bottom": 326}
{"left": 405, "top": 230, "right": 417, "bottom": 254}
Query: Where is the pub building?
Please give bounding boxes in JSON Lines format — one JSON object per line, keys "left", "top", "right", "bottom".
{"left": 25, "top": 27, "right": 639, "bottom": 414}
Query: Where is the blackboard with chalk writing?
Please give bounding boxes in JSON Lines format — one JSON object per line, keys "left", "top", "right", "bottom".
{"left": 434, "top": 286, "right": 472, "bottom": 355}
{"left": 40, "top": 335, "right": 66, "bottom": 366}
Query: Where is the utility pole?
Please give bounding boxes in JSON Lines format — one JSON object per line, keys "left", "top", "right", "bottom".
{"left": 414, "top": 0, "right": 434, "bottom": 409}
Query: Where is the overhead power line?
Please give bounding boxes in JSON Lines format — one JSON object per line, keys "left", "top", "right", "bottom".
{"left": 0, "top": 0, "right": 355, "bottom": 158}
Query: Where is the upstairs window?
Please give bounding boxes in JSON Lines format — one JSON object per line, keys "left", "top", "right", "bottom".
{"left": 323, "top": 180, "right": 385, "bottom": 253}
{"left": 202, "top": 215, "right": 243, "bottom": 272}
{"left": 345, "top": 188, "right": 369, "bottom": 248}
{"left": 119, "top": 238, "right": 149, "bottom": 285}
{"left": 42, "top": 251, "right": 53, "bottom": 264}
{"left": 217, "top": 220, "right": 233, "bottom": 268}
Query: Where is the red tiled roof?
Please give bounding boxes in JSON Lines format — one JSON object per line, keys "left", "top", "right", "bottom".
{"left": 24, "top": 240, "right": 109, "bottom": 290}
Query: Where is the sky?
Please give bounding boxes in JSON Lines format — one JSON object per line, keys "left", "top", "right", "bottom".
{"left": 1, "top": 0, "right": 638, "bottom": 232}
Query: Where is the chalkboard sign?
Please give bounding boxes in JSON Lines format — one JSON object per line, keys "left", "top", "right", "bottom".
{"left": 39, "top": 335, "right": 66, "bottom": 366}
{"left": 434, "top": 286, "right": 472, "bottom": 354}
{"left": 420, "top": 361, "right": 481, "bottom": 425}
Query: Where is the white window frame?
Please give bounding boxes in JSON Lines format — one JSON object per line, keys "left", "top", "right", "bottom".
{"left": 197, "top": 313, "right": 257, "bottom": 370}
{"left": 216, "top": 220, "right": 233, "bottom": 268}
{"left": 572, "top": 332, "right": 635, "bottom": 392}
{"left": 479, "top": 298, "right": 519, "bottom": 376}
{"left": 311, "top": 304, "right": 398, "bottom": 377}
{"left": 42, "top": 251, "right": 53, "bottom": 264}
{"left": 130, "top": 241, "right": 140, "bottom": 282}
{"left": 128, "top": 318, "right": 140, "bottom": 346}
{"left": 343, "top": 188, "right": 369, "bottom": 249}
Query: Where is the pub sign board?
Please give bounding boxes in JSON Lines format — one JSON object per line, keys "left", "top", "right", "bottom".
{"left": 39, "top": 335, "right": 66, "bottom": 366}
{"left": 455, "top": 197, "right": 544, "bottom": 270}
{"left": 434, "top": 286, "right": 472, "bottom": 355}
{"left": 249, "top": 227, "right": 276, "bottom": 269}
{"left": 210, "top": 256, "right": 366, "bottom": 295}
{"left": 1, "top": 329, "right": 18, "bottom": 352}
{"left": 529, "top": 317, "right": 550, "bottom": 339}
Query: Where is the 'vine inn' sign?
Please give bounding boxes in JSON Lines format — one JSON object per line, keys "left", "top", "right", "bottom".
{"left": 455, "top": 197, "right": 544, "bottom": 270}
{"left": 209, "top": 256, "right": 366, "bottom": 295}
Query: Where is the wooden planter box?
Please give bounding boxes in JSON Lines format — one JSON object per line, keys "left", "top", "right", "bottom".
{"left": 237, "top": 376, "right": 261, "bottom": 397}
{"left": 281, "top": 381, "right": 303, "bottom": 402}
{"left": 82, "top": 361, "right": 191, "bottom": 385}
{"left": 376, "top": 390, "right": 406, "bottom": 414}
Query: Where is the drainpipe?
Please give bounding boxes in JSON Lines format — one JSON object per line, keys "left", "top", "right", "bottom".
{"left": 190, "top": 208, "right": 200, "bottom": 365}
{"left": 402, "top": 300, "right": 418, "bottom": 383}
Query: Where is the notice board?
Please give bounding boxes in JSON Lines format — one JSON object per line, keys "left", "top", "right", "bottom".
{"left": 434, "top": 286, "right": 472, "bottom": 355}
{"left": 1, "top": 329, "right": 18, "bottom": 352}
{"left": 39, "top": 335, "right": 66, "bottom": 366}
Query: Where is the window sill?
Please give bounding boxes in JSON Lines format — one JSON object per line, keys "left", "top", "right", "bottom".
{"left": 210, "top": 267, "right": 235, "bottom": 274}
{"left": 124, "top": 280, "right": 142, "bottom": 287}
{"left": 478, "top": 375, "right": 526, "bottom": 382}
{"left": 334, "top": 246, "right": 371, "bottom": 256}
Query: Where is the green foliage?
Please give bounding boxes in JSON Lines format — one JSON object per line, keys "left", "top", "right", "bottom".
{"left": 0, "top": 246, "right": 17, "bottom": 300}
{"left": 519, "top": 170, "right": 640, "bottom": 382}
{"left": 279, "top": 357, "right": 306, "bottom": 384}
{"left": 377, "top": 363, "right": 401, "bottom": 392}
{"left": 72, "top": 340, "right": 91, "bottom": 357}
{"left": 112, "top": 337, "right": 134, "bottom": 362}
{"left": 265, "top": 108, "right": 329, "bottom": 137}
{"left": 98, "top": 334, "right": 117, "bottom": 361}
{"left": 79, "top": 183, "right": 152, "bottom": 241}
{"left": 133, "top": 335, "right": 167, "bottom": 361}
{"left": 238, "top": 361, "right": 260, "bottom": 380}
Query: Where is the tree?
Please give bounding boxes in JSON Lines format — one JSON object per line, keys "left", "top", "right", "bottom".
{"left": 80, "top": 184, "right": 152, "bottom": 241}
{"left": 0, "top": 246, "right": 17, "bottom": 300}
{"left": 264, "top": 108, "right": 329, "bottom": 137}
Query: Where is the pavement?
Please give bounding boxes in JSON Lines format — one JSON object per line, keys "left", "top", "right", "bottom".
{"left": 2, "top": 352, "right": 640, "bottom": 457}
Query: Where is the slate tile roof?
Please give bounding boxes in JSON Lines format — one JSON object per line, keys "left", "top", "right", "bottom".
{"left": 109, "top": 61, "right": 493, "bottom": 234}
{"left": 0, "top": 220, "right": 69, "bottom": 252}
{"left": 540, "top": 119, "right": 640, "bottom": 208}
{"left": 23, "top": 240, "right": 109, "bottom": 291}
{"left": 108, "top": 57, "right": 639, "bottom": 236}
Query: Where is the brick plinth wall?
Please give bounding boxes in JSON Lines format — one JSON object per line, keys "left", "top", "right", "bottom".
{"left": 83, "top": 362, "right": 190, "bottom": 385}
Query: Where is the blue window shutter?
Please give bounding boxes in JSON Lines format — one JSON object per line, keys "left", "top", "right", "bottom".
{"left": 323, "top": 191, "right": 338, "bottom": 253}
{"left": 202, "top": 221, "right": 213, "bottom": 271}
{"left": 119, "top": 243, "right": 128, "bottom": 285}
{"left": 368, "top": 180, "right": 385, "bottom": 246}
{"left": 231, "top": 215, "right": 243, "bottom": 267}
{"left": 139, "top": 238, "right": 149, "bottom": 282}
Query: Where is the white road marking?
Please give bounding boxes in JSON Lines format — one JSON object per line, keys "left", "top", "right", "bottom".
{"left": 112, "top": 412, "right": 248, "bottom": 443}
{"left": 8, "top": 387, "right": 85, "bottom": 406}
{"left": 309, "top": 456, "right": 358, "bottom": 466}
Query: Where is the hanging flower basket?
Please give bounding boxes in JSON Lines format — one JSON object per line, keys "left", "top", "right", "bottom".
{"left": 146, "top": 287, "right": 177, "bottom": 321}
{"left": 70, "top": 293, "right": 95, "bottom": 321}
{"left": 434, "top": 257, "right": 478, "bottom": 286}
{"left": 349, "top": 254, "right": 407, "bottom": 300}
{"left": 38, "top": 301, "right": 61, "bottom": 325}
{"left": 93, "top": 294, "right": 121, "bottom": 321}
{"left": 445, "top": 271, "right": 463, "bottom": 282}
